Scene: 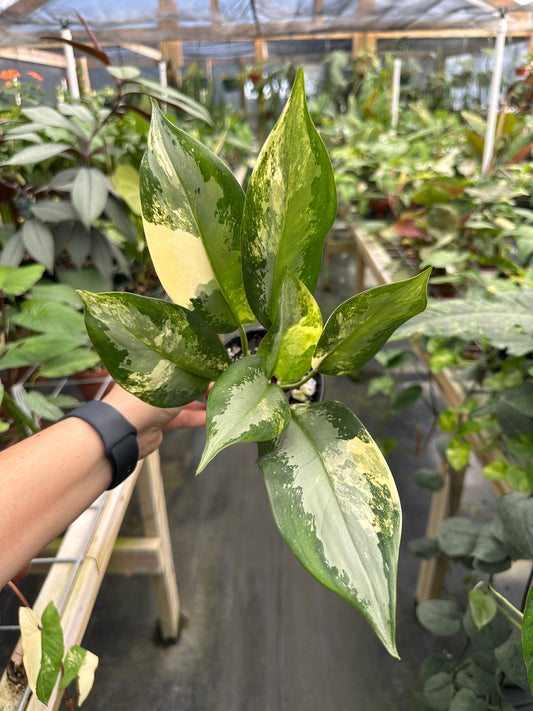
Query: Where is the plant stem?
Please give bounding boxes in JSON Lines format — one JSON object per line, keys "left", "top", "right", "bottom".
{"left": 279, "top": 368, "right": 318, "bottom": 391}
{"left": 238, "top": 324, "right": 250, "bottom": 357}
{"left": 6, "top": 580, "right": 30, "bottom": 608}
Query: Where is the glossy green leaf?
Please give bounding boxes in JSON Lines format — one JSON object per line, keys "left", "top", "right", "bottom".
{"left": 438, "top": 516, "right": 480, "bottom": 557}
{"left": 416, "top": 599, "right": 462, "bottom": 636}
{"left": 36, "top": 602, "right": 64, "bottom": 705}
{"left": 79, "top": 290, "right": 230, "bottom": 407}
{"left": 72, "top": 168, "right": 109, "bottom": 230}
{"left": 0, "top": 333, "right": 86, "bottom": 369}
{"left": 258, "top": 401, "right": 401, "bottom": 657}
{"left": 21, "top": 219, "right": 55, "bottom": 272}
{"left": 11, "top": 300, "right": 86, "bottom": 335}
{"left": 522, "top": 585, "right": 533, "bottom": 694}
{"left": 257, "top": 268, "right": 322, "bottom": 382}
{"left": 38, "top": 348, "right": 100, "bottom": 378}
{"left": 2, "top": 142, "right": 71, "bottom": 166}
{"left": 197, "top": 354, "right": 290, "bottom": 473}
{"left": 140, "top": 102, "right": 254, "bottom": 332}
{"left": 0, "top": 264, "right": 45, "bottom": 296}
{"left": 446, "top": 438, "right": 471, "bottom": 471}
{"left": 468, "top": 587, "right": 498, "bottom": 630}
{"left": 241, "top": 68, "right": 337, "bottom": 327}
{"left": 313, "top": 269, "right": 431, "bottom": 376}
{"left": 112, "top": 164, "right": 141, "bottom": 216}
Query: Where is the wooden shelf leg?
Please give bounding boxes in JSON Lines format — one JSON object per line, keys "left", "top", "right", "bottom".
{"left": 416, "top": 462, "right": 466, "bottom": 603}
{"left": 135, "top": 451, "right": 180, "bottom": 641}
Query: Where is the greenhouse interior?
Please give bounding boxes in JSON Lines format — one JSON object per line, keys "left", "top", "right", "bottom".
{"left": 1, "top": 0, "right": 533, "bottom": 709}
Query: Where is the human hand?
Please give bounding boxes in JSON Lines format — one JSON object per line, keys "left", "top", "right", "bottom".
{"left": 102, "top": 384, "right": 208, "bottom": 459}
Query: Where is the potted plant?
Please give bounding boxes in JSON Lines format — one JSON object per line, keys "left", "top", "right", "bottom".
{"left": 79, "top": 69, "right": 431, "bottom": 657}
{"left": 0, "top": 263, "right": 101, "bottom": 443}
{"left": 0, "top": 34, "right": 212, "bottom": 293}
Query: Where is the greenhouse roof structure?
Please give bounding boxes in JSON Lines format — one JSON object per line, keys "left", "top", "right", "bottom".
{"left": 0, "top": 0, "right": 532, "bottom": 50}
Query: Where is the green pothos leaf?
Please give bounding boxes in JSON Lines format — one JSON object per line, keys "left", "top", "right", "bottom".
{"left": 522, "top": 586, "right": 533, "bottom": 694}
{"left": 36, "top": 602, "right": 64, "bottom": 704}
{"left": 313, "top": 269, "right": 431, "bottom": 376}
{"left": 241, "top": 68, "right": 337, "bottom": 327}
{"left": 258, "top": 401, "right": 401, "bottom": 657}
{"left": 257, "top": 267, "right": 322, "bottom": 383}
{"left": 197, "top": 354, "right": 290, "bottom": 473}
{"left": 140, "top": 102, "right": 254, "bottom": 332}
{"left": 79, "top": 290, "right": 230, "bottom": 407}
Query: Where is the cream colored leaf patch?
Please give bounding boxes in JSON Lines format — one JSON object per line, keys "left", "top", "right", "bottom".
{"left": 77, "top": 650, "right": 99, "bottom": 706}
{"left": 19, "top": 607, "right": 42, "bottom": 696}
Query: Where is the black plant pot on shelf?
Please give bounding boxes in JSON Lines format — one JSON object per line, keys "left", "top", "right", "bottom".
{"left": 224, "top": 327, "right": 325, "bottom": 405}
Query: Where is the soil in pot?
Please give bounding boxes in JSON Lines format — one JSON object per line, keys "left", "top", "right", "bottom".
{"left": 224, "top": 328, "right": 325, "bottom": 405}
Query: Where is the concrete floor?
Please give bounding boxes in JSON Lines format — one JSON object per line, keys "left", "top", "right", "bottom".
{"left": 1, "top": 253, "right": 453, "bottom": 710}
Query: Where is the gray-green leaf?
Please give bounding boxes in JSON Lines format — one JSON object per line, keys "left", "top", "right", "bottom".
{"left": 258, "top": 400, "right": 401, "bottom": 657}
{"left": 241, "top": 68, "right": 337, "bottom": 327}
{"left": 72, "top": 168, "right": 109, "bottom": 230}
{"left": 313, "top": 269, "right": 431, "bottom": 375}
{"left": 197, "top": 354, "right": 291, "bottom": 473}
{"left": 79, "top": 290, "right": 230, "bottom": 407}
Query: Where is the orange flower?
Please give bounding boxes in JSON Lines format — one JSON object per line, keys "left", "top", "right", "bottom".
{"left": 26, "top": 70, "right": 43, "bottom": 81}
{"left": 0, "top": 69, "right": 21, "bottom": 80}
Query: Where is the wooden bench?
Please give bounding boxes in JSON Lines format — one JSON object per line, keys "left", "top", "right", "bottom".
{"left": 348, "top": 222, "right": 512, "bottom": 602}
{"left": 0, "top": 378, "right": 180, "bottom": 711}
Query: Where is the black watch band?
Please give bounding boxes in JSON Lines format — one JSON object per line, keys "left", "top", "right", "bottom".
{"left": 60, "top": 401, "right": 139, "bottom": 489}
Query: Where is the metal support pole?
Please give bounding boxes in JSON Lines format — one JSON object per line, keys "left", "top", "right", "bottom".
{"left": 391, "top": 57, "right": 401, "bottom": 129}
{"left": 60, "top": 21, "right": 80, "bottom": 99}
{"left": 481, "top": 12, "right": 507, "bottom": 176}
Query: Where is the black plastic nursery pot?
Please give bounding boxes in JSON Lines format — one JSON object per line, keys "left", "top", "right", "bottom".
{"left": 224, "top": 328, "right": 325, "bottom": 405}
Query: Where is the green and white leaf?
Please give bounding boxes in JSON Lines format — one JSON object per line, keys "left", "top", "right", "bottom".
{"left": 241, "top": 68, "right": 337, "bottom": 327}
{"left": 80, "top": 290, "right": 230, "bottom": 407}
{"left": 197, "top": 354, "right": 290, "bottom": 473}
{"left": 257, "top": 267, "right": 322, "bottom": 382}
{"left": 258, "top": 401, "right": 401, "bottom": 657}
{"left": 140, "top": 102, "right": 254, "bottom": 332}
{"left": 60, "top": 645, "right": 99, "bottom": 706}
{"left": 313, "top": 269, "right": 431, "bottom": 375}
{"left": 72, "top": 168, "right": 109, "bottom": 230}
{"left": 394, "top": 289, "right": 533, "bottom": 357}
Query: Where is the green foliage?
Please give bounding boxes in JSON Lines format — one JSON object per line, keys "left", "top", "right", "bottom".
{"left": 19, "top": 601, "right": 98, "bottom": 707}
{"left": 81, "top": 68, "right": 431, "bottom": 657}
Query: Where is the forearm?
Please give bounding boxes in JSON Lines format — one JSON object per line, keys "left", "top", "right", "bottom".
{"left": 0, "top": 417, "right": 113, "bottom": 588}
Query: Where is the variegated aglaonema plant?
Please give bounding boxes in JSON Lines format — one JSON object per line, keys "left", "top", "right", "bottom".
{"left": 79, "top": 69, "right": 430, "bottom": 658}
